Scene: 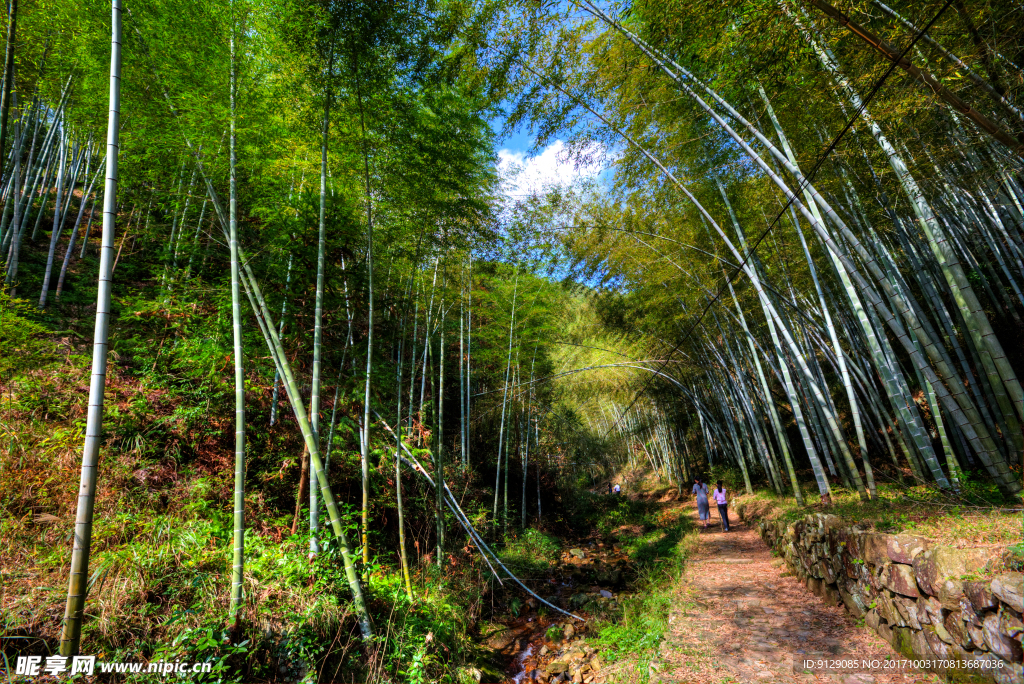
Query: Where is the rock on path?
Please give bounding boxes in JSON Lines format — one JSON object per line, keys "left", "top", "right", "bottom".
{"left": 654, "top": 511, "right": 940, "bottom": 684}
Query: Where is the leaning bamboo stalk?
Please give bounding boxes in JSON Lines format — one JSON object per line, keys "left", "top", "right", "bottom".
{"left": 534, "top": 24, "right": 1018, "bottom": 493}
{"left": 803, "top": 0, "right": 1023, "bottom": 155}
{"left": 37, "top": 118, "right": 68, "bottom": 308}
{"left": 185, "top": 148, "right": 375, "bottom": 639}
{"left": 228, "top": 215, "right": 374, "bottom": 640}
{"left": 790, "top": 5, "right": 1024, "bottom": 434}
{"left": 376, "top": 413, "right": 586, "bottom": 622}
{"left": 869, "top": 0, "right": 1023, "bottom": 125}
{"left": 55, "top": 157, "right": 104, "bottom": 299}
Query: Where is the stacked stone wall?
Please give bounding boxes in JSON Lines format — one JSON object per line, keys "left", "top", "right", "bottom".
{"left": 736, "top": 505, "right": 1022, "bottom": 684}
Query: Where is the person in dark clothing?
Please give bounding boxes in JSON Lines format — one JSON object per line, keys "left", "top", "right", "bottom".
{"left": 713, "top": 480, "right": 729, "bottom": 532}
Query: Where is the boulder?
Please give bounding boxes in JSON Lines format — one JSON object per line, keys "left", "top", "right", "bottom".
{"left": 840, "top": 553, "right": 864, "bottom": 580}
{"left": 894, "top": 596, "right": 923, "bottom": 630}
{"left": 838, "top": 583, "right": 865, "bottom": 618}
{"left": 547, "top": 661, "right": 569, "bottom": 675}
{"left": 868, "top": 563, "right": 886, "bottom": 592}
{"left": 569, "top": 549, "right": 585, "bottom": 559}
{"left": 999, "top": 605, "right": 1023, "bottom": 640}
{"left": 932, "top": 617, "right": 955, "bottom": 644}
{"left": 862, "top": 533, "right": 891, "bottom": 565}
{"left": 943, "top": 610, "right": 975, "bottom": 649}
{"left": 908, "top": 626, "right": 933, "bottom": 658}
{"left": 455, "top": 666, "right": 483, "bottom": 684}
{"left": 991, "top": 573, "right": 1024, "bottom": 613}
{"left": 982, "top": 612, "right": 1023, "bottom": 662}
{"left": 923, "top": 626, "right": 954, "bottom": 658}
{"left": 881, "top": 563, "right": 920, "bottom": 598}
{"left": 964, "top": 580, "right": 998, "bottom": 612}
{"left": 486, "top": 628, "right": 523, "bottom": 650}
{"left": 886, "top": 535, "right": 931, "bottom": 564}
{"left": 966, "top": 621, "right": 988, "bottom": 651}
{"left": 996, "top": 663, "right": 1024, "bottom": 684}
{"left": 876, "top": 592, "right": 904, "bottom": 627}
{"left": 864, "top": 608, "right": 880, "bottom": 630}
{"left": 936, "top": 577, "right": 965, "bottom": 611}
{"left": 820, "top": 582, "right": 842, "bottom": 607}
{"left": 918, "top": 595, "right": 943, "bottom": 625}
{"left": 912, "top": 547, "right": 998, "bottom": 597}
{"left": 819, "top": 558, "right": 838, "bottom": 584}
{"left": 959, "top": 595, "right": 983, "bottom": 626}
{"left": 876, "top": 619, "right": 894, "bottom": 645}
{"left": 961, "top": 652, "right": 1005, "bottom": 682}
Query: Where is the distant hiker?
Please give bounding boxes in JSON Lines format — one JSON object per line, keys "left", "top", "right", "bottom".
{"left": 607, "top": 482, "right": 613, "bottom": 495}
{"left": 613, "top": 483, "right": 621, "bottom": 495}
{"left": 692, "top": 478, "right": 710, "bottom": 528}
{"left": 713, "top": 480, "right": 729, "bottom": 532}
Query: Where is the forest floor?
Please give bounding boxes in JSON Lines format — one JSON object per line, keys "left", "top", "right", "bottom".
{"left": 648, "top": 505, "right": 941, "bottom": 684}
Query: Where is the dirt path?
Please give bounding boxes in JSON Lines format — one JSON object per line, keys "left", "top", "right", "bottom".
{"left": 652, "top": 507, "right": 940, "bottom": 684}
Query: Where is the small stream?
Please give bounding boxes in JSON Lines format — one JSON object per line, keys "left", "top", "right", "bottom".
{"left": 482, "top": 537, "right": 633, "bottom": 683}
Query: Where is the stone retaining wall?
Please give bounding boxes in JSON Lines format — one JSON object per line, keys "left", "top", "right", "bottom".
{"left": 736, "top": 505, "right": 1022, "bottom": 684}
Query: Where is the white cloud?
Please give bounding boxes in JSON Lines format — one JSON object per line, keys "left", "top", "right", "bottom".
{"left": 496, "top": 139, "right": 606, "bottom": 197}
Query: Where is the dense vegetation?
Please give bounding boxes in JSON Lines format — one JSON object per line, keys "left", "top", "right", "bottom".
{"left": 1, "top": 0, "right": 1021, "bottom": 681}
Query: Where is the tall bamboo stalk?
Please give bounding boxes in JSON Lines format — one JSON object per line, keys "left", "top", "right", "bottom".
{"left": 0, "top": 0, "right": 16, "bottom": 168}
{"left": 59, "top": 0, "right": 122, "bottom": 656}
{"left": 310, "top": 38, "right": 335, "bottom": 558}
{"left": 356, "top": 59, "right": 374, "bottom": 567}
{"left": 227, "top": 9, "right": 246, "bottom": 624}
{"left": 493, "top": 267, "right": 518, "bottom": 532}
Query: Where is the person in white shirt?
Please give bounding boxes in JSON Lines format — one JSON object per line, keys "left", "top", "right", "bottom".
{"left": 713, "top": 480, "right": 729, "bottom": 532}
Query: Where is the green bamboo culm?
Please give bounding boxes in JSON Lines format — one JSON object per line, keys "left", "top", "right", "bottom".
{"left": 59, "top": 0, "right": 122, "bottom": 657}
{"left": 228, "top": 3, "right": 246, "bottom": 625}
{"left": 310, "top": 35, "right": 335, "bottom": 558}
{"left": 181, "top": 122, "right": 374, "bottom": 640}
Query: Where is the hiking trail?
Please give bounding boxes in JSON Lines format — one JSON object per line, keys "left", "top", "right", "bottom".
{"left": 650, "top": 507, "right": 939, "bottom": 684}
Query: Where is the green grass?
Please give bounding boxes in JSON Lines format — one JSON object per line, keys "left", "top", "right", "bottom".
{"left": 736, "top": 479, "right": 1023, "bottom": 548}
{"left": 0, "top": 335, "right": 494, "bottom": 684}
{"left": 560, "top": 493, "right": 697, "bottom": 684}
{"left": 497, "top": 528, "right": 562, "bottom": 576}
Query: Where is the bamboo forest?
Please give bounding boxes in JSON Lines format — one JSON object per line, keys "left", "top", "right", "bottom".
{"left": 2, "top": 0, "right": 1023, "bottom": 682}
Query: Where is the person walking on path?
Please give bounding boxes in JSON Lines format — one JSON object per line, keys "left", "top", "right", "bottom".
{"left": 713, "top": 480, "right": 729, "bottom": 532}
{"left": 692, "top": 477, "right": 710, "bottom": 529}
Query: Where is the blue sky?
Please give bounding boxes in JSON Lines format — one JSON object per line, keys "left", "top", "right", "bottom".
{"left": 489, "top": 116, "right": 608, "bottom": 198}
